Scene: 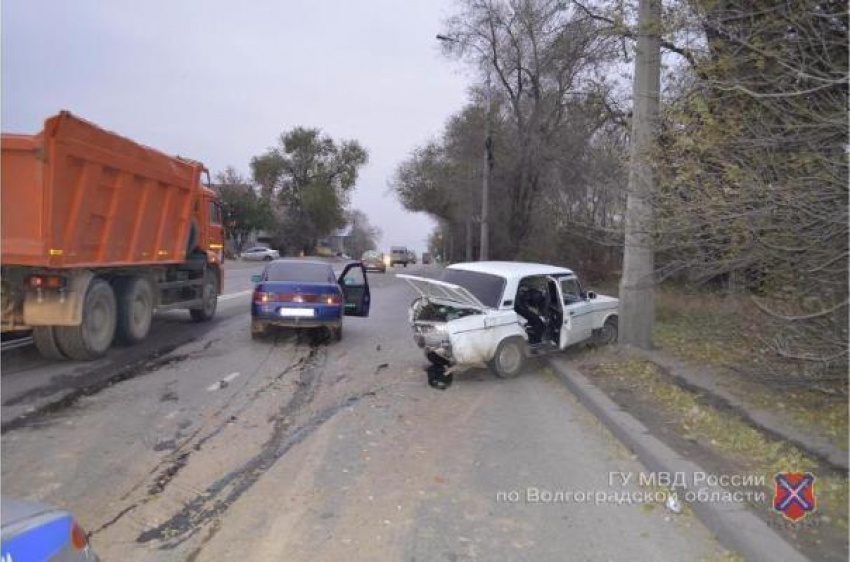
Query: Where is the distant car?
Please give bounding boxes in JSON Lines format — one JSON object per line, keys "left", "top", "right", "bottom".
{"left": 250, "top": 259, "right": 371, "bottom": 340}
{"left": 1, "top": 498, "right": 99, "bottom": 562}
{"left": 390, "top": 246, "right": 410, "bottom": 267}
{"left": 361, "top": 250, "right": 387, "bottom": 273}
{"left": 408, "top": 251, "right": 417, "bottom": 265}
{"left": 241, "top": 247, "right": 280, "bottom": 261}
{"left": 422, "top": 252, "right": 432, "bottom": 264}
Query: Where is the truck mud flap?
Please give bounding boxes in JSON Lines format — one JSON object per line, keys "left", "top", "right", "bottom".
{"left": 23, "top": 270, "right": 93, "bottom": 327}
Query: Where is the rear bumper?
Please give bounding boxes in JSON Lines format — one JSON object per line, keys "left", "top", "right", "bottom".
{"left": 252, "top": 303, "right": 342, "bottom": 327}
{"left": 254, "top": 318, "right": 341, "bottom": 329}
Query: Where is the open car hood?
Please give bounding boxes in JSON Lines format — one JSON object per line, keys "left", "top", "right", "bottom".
{"left": 397, "top": 274, "right": 488, "bottom": 311}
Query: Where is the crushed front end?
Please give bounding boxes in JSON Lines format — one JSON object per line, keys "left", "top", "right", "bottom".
{"left": 409, "top": 298, "right": 482, "bottom": 364}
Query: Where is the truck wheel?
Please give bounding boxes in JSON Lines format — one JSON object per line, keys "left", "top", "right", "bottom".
{"left": 55, "top": 279, "right": 117, "bottom": 360}
{"left": 115, "top": 277, "right": 154, "bottom": 345}
{"left": 33, "top": 326, "right": 66, "bottom": 360}
{"left": 190, "top": 271, "right": 218, "bottom": 322}
{"left": 487, "top": 337, "right": 527, "bottom": 379}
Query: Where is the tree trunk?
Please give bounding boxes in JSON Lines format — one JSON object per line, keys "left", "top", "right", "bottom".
{"left": 618, "top": 0, "right": 661, "bottom": 349}
{"left": 465, "top": 218, "right": 473, "bottom": 262}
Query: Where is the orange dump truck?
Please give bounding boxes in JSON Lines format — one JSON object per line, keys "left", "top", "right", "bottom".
{"left": 1, "top": 112, "right": 224, "bottom": 360}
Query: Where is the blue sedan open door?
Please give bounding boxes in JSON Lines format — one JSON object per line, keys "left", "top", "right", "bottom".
{"left": 339, "top": 262, "right": 371, "bottom": 317}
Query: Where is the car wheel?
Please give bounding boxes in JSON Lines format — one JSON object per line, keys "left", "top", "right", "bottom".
{"left": 263, "top": 255, "right": 273, "bottom": 261}
{"left": 599, "top": 316, "right": 618, "bottom": 345}
{"left": 487, "top": 337, "right": 527, "bottom": 379}
{"left": 251, "top": 320, "right": 269, "bottom": 340}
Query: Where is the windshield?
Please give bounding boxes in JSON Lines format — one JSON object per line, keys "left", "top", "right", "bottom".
{"left": 264, "top": 262, "right": 335, "bottom": 283}
{"left": 441, "top": 269, "right": 505, "bottom": 309}
{"left": 362, "top": 251, "right": 381, "bottom": 260}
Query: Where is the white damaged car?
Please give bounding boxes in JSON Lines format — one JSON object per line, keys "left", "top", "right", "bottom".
{"left": 398, "top": 262, "right": 618, "bottom": 378}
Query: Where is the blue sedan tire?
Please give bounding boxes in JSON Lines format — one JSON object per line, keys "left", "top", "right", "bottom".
{"left": 251, "top": 320, "right": 269, "bottom": 340}
{"left": 330, "top": 319, "right": 343, "bottom": 341}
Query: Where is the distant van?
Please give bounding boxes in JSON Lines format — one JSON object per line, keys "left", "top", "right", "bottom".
{"left": 390, "top": 246, "right": 410, "bottom": 267}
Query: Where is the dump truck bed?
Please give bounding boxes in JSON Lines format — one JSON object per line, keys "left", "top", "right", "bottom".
{"left": 1, "top": 112, "right": 202, "bottom": 268}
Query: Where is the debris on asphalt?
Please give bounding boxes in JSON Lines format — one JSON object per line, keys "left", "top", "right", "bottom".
{"left": 665, "top": 493, "right": 682, "bottom": 514}
{"left": 427, "top": 364, "right": 453, "bottom": 390}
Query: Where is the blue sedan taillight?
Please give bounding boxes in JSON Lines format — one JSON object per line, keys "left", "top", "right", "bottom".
{"left": 253, "top": 291, "right": 342, "bottom": 305}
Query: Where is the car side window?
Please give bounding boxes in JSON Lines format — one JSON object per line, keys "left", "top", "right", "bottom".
{"left": 561, "top": 277, "right": 582, "bottom": 305}
{"left": 210, "top": 201, "right": 222, "bottom": 225}
{"left": 343, "top": 266, "right": 365, "bottom": 286}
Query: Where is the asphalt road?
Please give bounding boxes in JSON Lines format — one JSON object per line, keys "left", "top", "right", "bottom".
{"left": 1, "top": 262, "right": 729, "bottom": 561}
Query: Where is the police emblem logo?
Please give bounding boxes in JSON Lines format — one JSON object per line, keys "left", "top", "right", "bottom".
{"left": 773, "top": 472, "right": 816, "bottom": 522}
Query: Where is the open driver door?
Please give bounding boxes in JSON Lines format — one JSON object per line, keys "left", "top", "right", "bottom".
{"left": 339, "top": 262, "right": 371, "bottom": 317}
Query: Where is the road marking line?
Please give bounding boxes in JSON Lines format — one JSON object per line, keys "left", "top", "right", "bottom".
{"left": 223, "top": 372, "right": 241, "bottom": 383}
{"left": 218, "top": 290, "right": 253, "bottom": 301}
{"left": 207, "top": 372, "right": 242, "bottom": 392}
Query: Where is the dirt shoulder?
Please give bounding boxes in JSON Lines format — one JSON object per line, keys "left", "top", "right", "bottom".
{"left": 567, "top": 344, "right": 848, "bottom": 562}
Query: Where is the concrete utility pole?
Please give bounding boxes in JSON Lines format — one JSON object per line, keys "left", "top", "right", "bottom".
{"left": 480, "top": 70, "right": 492, "bottom": 261}
{"left": 619, "top": 0, "right": 661, "bottom": 348}
{"left": 437, "top": 34, "right": 492, "bottom": 261}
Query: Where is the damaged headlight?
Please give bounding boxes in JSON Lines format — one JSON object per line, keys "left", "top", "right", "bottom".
{"left": 412, "top": 322, "right": 450, "bottom": 349}
{"left": 414, "top": 322, "right": 447, "bottom": 335}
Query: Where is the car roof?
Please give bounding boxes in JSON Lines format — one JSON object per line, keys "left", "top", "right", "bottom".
{"left": 447, "top": 261, "right": 574, "bottom": 279}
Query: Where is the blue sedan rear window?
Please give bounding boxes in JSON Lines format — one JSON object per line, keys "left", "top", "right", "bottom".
{"left": 265, "top": 263, "right": 334, "bottom": 283}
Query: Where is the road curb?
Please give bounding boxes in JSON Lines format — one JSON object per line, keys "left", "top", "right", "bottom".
{"left": 547, "top": 356, "right": 809, "bottom": 562}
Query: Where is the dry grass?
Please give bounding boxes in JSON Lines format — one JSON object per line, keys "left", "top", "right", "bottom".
{"left": 652, "top": 286, "right": 848, "bottom": 450}
{"left": 654, "top": 288, "right": 752, "bottom": 366}
{"left": 589, "top": 358, "right": 848, "bottom": 529}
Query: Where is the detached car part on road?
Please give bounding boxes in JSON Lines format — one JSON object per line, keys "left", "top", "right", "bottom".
{"left": 399, "top": 262, "right": 618, "bottom": 378}
{"left": 1, "top": 498, "right": 99, "bottom": 562}
{"left": 251, "top": 259, "right": 370, "bottom": 340}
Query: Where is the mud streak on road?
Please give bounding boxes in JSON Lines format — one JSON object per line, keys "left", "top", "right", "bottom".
{"left": 1, "top": 345, "right": 196, "bottom": 434}
{"left": 136, "top": 330, "right": 371, "bottom": 555}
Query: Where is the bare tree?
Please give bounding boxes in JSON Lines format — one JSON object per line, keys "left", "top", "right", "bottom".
{"left": 441, "top": 0, "right": 619, "bottom": 254}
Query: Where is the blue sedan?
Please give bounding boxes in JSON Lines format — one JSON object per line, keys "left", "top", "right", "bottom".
{"left": 1, "top": 498, "right": 99, "bottom": 561}
{"left": 251, "top": 260, "right": 371, "bottom": 340}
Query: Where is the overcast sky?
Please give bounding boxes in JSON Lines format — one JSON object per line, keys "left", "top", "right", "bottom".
{"left": 2, "top": 0, "right": 471, "bottom": 253}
